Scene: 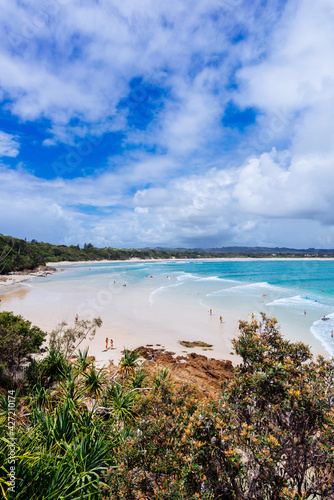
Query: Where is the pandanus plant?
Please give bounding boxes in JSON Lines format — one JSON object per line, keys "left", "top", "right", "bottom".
{"left": 83, "top": 366, "right": 105, "bottom": 401}
{"left": 74, "top": 347, "right": 93, "bottom": 374}
{"left": 43, "top": 348, "right": 69, "bottom": 386}
{"left": 107, "top": 384, "right": 138, "bottom": 424}
{"left": 131, "top": 366, "right": 147, "bottom": 389}
{"left": 118, "top": 348, "right": 141, "bottom": 378}
{"left": 14, "top": 402, "right": 115, "bottom": 499}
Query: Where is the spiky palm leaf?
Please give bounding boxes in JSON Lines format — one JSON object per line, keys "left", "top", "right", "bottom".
{"left": 118, "top": 349, "right": 141, "bottom": 378}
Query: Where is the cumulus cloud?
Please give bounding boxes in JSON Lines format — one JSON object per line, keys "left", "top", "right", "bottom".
{"left": 1, "top": 0, "right": 334, "bottom": 248}
{"left": 0, "top": 131, "right": 20, "bottom": 157}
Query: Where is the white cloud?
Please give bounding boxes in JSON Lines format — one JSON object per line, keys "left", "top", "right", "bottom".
{"left": 1, "top": 0, "right": 334, "bottom": 248}
{"left": 0, "top": 131, "right": 20, "bottom": 157}
{"left": 2, "top": 143, "right": 334, "bottom": 249}
{"left": 0, "top": 0, "right": 274, "bottom": 147}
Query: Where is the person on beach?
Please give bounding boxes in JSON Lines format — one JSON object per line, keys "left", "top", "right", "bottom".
{"left": 110, "top": 339, "right": 113, "bottom": 348}
{"left": 105, "top": 337, "right": 109, "bottom": 349}
{"left": 75, "top": 314, "right": 78, "bottom": 322}
{"left": 220, "top": 316, "right": 223, "bottom": 323}
{"left": 210, "top": 309, "right": 212, "bottom": 316}
{"left": 331, "top": 331, "right": 333, "bottom": 338}
{"left": 304, "top": 310, "right": 306, "bottom": 315}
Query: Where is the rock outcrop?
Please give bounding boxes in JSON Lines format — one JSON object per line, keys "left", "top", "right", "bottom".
{"left": 134, "top": 346, "right": 234, "bottom": 398}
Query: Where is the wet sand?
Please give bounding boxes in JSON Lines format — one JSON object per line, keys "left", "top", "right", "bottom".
{"left": 1, "top": 260, "right": 331, "bottom": 367}
{"left": 0, "top": 274, "right": 243, "bottom": 367}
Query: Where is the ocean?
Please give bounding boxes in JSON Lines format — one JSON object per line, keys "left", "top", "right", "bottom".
{"left": 1, "top": 259, "right": 334, "bottom": 361}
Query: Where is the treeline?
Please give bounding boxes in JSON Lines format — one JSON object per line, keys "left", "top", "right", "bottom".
{"left": 1, "top": 233, "right": 334, "bottom": 274}
{"left": 0, "top": 234, "right": 202, "bottom": 273}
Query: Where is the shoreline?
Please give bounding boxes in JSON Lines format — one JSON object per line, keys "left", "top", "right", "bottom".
{"left": 1, "top": 259, "right": 333, "bottom": 365}
{"left": 46, "top": 257, "right": 334, "bottom": 267}
{"left": 0, "top": 266, "right": 57, "bottom": 289}
{"left": 0, "top": 265, "right": 243, "bottom": 367}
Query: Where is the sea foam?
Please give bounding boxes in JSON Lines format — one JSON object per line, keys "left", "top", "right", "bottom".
{"left": 310, "top": 313, "right": 334, "bottom": 357}
{"left": 149, "top": 282, "right": 184, "bottom": 305}
{"left": 266, "top": 295, "right": 325, "bottom": 309}
{"left": 208, "top": 281, "right": 282, "bottom": 297}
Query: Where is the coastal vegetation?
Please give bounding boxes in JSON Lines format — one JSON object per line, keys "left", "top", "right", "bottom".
{"left": 1, "top": 233, "right": 334, "bottom": 274}
{"left": 1, "top": 313, "right": 333, "bottom": 498}
{"left": 179, "top": 340, "right": 213, "bottom": 348}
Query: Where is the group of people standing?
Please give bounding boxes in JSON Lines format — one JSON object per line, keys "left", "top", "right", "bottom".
{"left": 105, "top": 337, "right": 114, "bottom": 349}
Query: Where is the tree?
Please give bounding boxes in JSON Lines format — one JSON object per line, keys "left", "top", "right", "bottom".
{"left": 0, "top": 311, "right": 46, "bottom": 382}
{"left": 102, "top": 316, "right": 334, "bottom": 499}
{"left": 118, "top": 349, "right": 141, "bottom": 378}
{"left": 220, "top": 314, "right": 334, "bottom": 499}
{"left": 84, "top": 366, "right": 105, "bottom": 399}
{"left": 49, "top": 317, "right": 102, "bottom": 357}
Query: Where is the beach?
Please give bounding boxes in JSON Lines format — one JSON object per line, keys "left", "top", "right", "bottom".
{"left": 0, "top": 267, "right": 243, "bottom": 366}
{"left": 1, "top": 258, "right": 334, "bottom": 367}
{"left": 0, "top": 266, "right": 57, "bottom": 288}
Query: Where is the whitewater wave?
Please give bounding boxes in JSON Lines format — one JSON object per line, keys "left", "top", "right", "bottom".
{"left": 149, "top": 282, "right": 184, "bottom": 305}
{"left": 310, "top": 313, "right": 334, "bottom": 357}
{"left": 208, "top": 281, "right": 283, "bottom": 297}
{"left": 176, "top": 273, "right": 199, "bottom": 282}
{"left": 176, "top": 273, "right": 239, "bottom": 285}
{"left": 266, "top": 295, "right": 325, "bottom": 309}
{"left": 196, "top": 276, "right": 239, "bottom": 283}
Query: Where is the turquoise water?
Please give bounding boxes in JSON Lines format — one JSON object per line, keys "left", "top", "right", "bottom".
{"left": 6, "top": 259, "right": 334, "bottom": 358}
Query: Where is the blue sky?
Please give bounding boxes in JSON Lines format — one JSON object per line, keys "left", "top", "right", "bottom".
{"left": 1, "top": 0, "right": 334, "bottom": 248}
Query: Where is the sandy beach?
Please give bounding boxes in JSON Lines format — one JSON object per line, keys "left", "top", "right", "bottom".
{"left": 1, "top": 258, "right": 333, "bottom": 368}
{"left": 0, "top": 267, "right": 57, "bottom": 288}
{"left": 0, "top": 265, "right": 243, "bottom": 367}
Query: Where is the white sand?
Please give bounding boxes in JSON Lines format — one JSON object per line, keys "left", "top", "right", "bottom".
{"left": 2, "top": 259, "right": 332, "bottom": 368}
{"left": 0, "top": 268, "right": 56, "bottom": 288}
{"left": 0, "top": 272, "right": 242, "bottom": 367}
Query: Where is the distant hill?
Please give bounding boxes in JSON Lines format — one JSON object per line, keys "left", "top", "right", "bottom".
{"left": 1, "top": 234, "right": 333, "bottom": 274}
{"left": 194, "top": 246, "right": 334, "bottom": 254}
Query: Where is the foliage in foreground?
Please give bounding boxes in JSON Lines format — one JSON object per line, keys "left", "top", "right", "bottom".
{"left": 101, "top": 315, "right": 334, "bottom": 500}
{"left": 0, "top": 311, "right": 46, "bottom": 383}
{"left": 0, "top": 315, "right": 333, "bottom": 499}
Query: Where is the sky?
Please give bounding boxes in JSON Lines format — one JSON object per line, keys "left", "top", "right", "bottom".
{"left": 1, "top": 0, "right": 334, "bottom": 249}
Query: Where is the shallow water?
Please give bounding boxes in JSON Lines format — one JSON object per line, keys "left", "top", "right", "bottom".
{"left": 1, "top": 259, "right": 334, "bottom": 360}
